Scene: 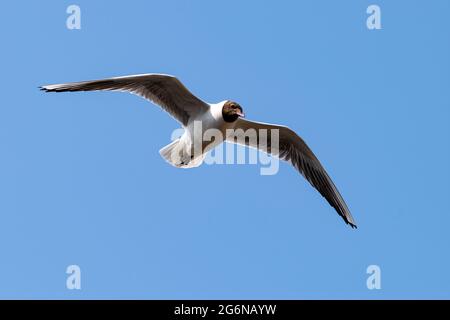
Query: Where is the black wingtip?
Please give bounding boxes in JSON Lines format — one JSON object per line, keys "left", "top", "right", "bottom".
{"left": 349, "top": 222, "right": 357, "bottom": 229}
{"left": 39, "top": 85, "right": 58, "bottom": 92}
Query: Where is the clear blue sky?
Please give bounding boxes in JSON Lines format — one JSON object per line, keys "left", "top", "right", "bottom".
{"left": 0, "top": 1, "right": 449, "bottom": 299}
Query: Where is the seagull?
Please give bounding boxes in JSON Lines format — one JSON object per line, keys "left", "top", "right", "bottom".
{"left": 41, "top": 73, "right": 356, "bottom": 228}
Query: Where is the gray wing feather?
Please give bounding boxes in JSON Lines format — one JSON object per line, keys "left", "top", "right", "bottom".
{"left": 229, "top": 118, "right": 356, "bottom": 228}
{"left": 40, "top": 74, "right": 209, "bottom": 126}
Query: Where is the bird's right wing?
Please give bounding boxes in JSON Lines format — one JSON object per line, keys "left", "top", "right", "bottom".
{"left": 41, "top": 73, "right": 209, "bottom": 126}
{"left": 228, "top": 118, "right": 356, "bottom": 228}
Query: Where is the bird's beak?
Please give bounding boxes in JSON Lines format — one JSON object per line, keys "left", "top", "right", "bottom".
{"left": 236, "top": 110, "right": 245, "bottom": 118}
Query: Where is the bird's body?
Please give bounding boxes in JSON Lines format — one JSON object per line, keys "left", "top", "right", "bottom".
{"left": 160, "top": 101, "right": 232, "bottom": 168}
{"left": 41, "top": 73, "right": 357, "bottom": 228}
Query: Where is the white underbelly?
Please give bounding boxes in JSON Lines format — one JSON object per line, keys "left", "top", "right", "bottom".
{"left": 184, "top": 103, "right": 232, "bottom": 157}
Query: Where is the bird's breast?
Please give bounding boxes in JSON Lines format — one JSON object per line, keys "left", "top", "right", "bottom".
{"left": 185, "top": 102, "right": 231, "bottom": 154}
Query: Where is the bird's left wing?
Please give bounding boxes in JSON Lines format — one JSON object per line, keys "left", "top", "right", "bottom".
{"left": 41, "top": 73, "right": 209, "bottom": 126}
{"left": 227, "top": 118, "right": 356, "bottom": 228}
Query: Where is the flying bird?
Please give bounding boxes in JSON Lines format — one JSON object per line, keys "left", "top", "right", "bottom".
{"left": 41, "top": 73, "right": 356, "bottom": 228}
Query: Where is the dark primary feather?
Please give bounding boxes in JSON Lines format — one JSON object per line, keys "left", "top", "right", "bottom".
{"left": 229, "top": 118, "right": 357, "bottom": 228}
{"left": 40, "top": 74, "right": 209, "bottom": 126}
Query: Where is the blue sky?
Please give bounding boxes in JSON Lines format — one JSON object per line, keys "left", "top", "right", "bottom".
{"left": 0, "top": 1, "right": 449, "bottom": 299}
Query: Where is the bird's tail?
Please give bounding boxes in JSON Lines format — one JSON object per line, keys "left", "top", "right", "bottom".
{"left": 159, "top": 139, "right": 204, "bottom": 169}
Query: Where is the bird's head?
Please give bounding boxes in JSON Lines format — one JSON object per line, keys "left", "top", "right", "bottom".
{"left": 222, "top": 100, "right": 245, "bottom": 123}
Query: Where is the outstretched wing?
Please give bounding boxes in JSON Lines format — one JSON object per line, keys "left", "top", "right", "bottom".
{"left": 41, "top": 73, "right": 209, "bottom": 126}
{"left": 228, "top": 118, "right": 356, "bottom": 228}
